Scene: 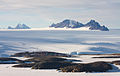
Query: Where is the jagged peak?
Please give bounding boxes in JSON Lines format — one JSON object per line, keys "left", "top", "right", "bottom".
{"left": 85, "top": 19, "right": 101, "bottom": 27}
{"left": 62, "top": 19, "right": 76, "bottom": 23}
{"left": 90, "top": 20, "right": 96, "bottom": 22}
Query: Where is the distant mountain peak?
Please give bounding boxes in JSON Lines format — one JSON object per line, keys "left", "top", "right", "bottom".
{"left": 85, "top": 20, "right": 101, "bottom": 27}
{"left": 49, "top": 19, "right": 109, "bottom": 31}
{"left": 63, "top": 19, "right": 76, "bottom": 22}
{"left": 90, "top": 20, "right": 96, "bottom": 22}
{"left": 8, "top": 26, "right": 14, "bottom": 29}
{"left": 8, "top": 24, "right": 30, "bottom": 29}
{"left": 50, "top": 19, "right": 84, "bottom": 28}
{"left": 85, "top": 20, "right": 109, "bottom": 31}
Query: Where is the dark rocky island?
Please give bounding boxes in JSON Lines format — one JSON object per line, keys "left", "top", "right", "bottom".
{"left": 11, "top": 51, "right": 114, "bottom": 73}
{"left": 2, "top": 51, "right": 120, "bottom": 73}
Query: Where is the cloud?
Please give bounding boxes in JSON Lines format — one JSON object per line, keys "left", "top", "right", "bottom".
{"left": 0, "top": 0, "right": 120, "bottom": 28}
{"left": 0, "top": 0, "right": 120, "bottom": 10}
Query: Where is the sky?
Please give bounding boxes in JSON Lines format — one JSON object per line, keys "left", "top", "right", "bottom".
{"left": 0, "top": 0, "right": 120, "bottom": 29}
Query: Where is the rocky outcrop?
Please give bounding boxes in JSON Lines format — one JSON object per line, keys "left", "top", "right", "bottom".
{"left": 59, "top": 61, "right": 112, "bottom": 72}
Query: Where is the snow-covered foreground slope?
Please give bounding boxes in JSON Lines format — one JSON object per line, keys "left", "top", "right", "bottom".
{"left": 0, "top": 29, "right": 120, "bottom": 57}
{"left": 0, "top": 64, "right": 120, "bottom": 76}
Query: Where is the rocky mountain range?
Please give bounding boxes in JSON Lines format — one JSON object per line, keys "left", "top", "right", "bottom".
{"left": 49, "top": 19, "right": 109, "bottom": 31}
{"left": 8, "top": 24, "right": 30, "bottom": 29}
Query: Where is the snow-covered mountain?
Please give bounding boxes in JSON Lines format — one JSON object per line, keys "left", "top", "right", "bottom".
{"left": 49, "top": 19, "right": 109, "bottom": 31}
{"left": 8, "top": 24, "right": 30, "bottom": 29}
{"left": 84, "top": 20, "right": 109, "bottom": 31}
{"left": 50, "top": 19, "right": 84, "bottom": 28}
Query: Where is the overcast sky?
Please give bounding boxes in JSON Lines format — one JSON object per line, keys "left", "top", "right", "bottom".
{"left": 0, "top": 0, "right": 120, "bottom": 28}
